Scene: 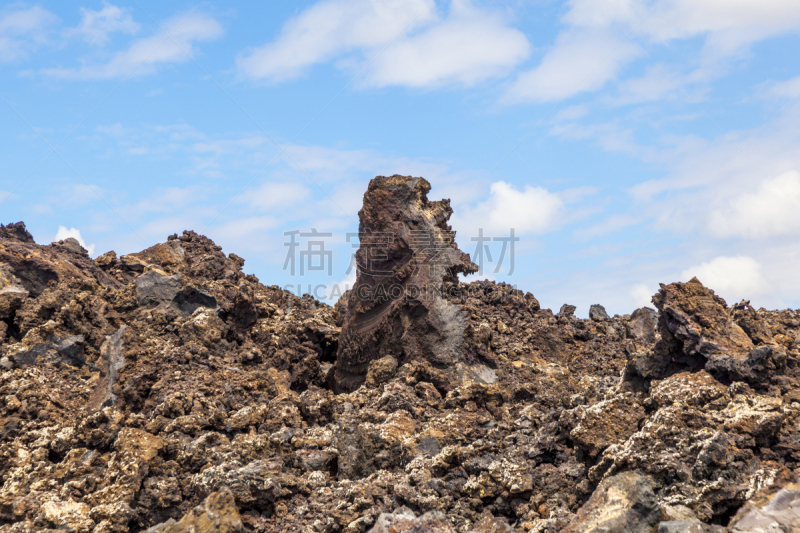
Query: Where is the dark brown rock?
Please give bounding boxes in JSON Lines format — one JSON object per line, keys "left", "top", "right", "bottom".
{"left": 626, "top": 278, "right": 787, "bottom": 384}
{"left": 333, "top": 176, "right": 477, "bottom": 392}
{"left": 0, "top": 222, "right": 35, "bottom": 243}
{"left": 0, "top": 185, "right": 799, "bottom": 533}
{"left": 732, "top": 299, "right": 774, "bottom": 346}
{"left": 627, "top": 307, "right": 657, "bottom": 345}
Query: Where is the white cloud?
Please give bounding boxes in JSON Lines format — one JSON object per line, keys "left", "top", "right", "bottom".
{"left": 0, "top": 6, "right": 58, "bottom": 62}
{"left": 566, "top": 0, "right": 800, "bottom": 51}
{"left": 610, "top": 64, "right": 687, "bottom": 105}
{"left": 236, "top": 0, "right": 530, "bottom": 88}
{"left": 55, "top": 226, "right": 96, "bottom": 256}
{"left": 629, "top": 100, "right": 800, "bottom": 205}
{"left": 763, "top": 75, "right": 800, "bottom": 99}
{"left": 629, "top": 283, "right": 654, "bottom": 308}
{"left": 708, "top": 171, "right": 800, "bottom": 239}
{"left": 504, "top": 0, "right": 800, "bottom": 104}
{"left": 504, "top": 30, "right": 640, "bottom": 103}
{"left": 67, "top": 2, "right": 139, "bottom": 46}
{"left": 452, "top": 181, "right": 564, "bottom": 237}
{"left": 362, "top": 1, "right": 530, "bottom": 88}
{"left": 680, "top": 255, "right": 770, "bottom": 303}
{"left": 237, "top": 0, "right": 435, "bottom": 82}
{"left": 43, "top": 12, "right": 222, "bottom": 79}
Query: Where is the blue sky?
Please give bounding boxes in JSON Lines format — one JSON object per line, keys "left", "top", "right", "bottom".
{"left": 1, "top": 0, "right": 800, "bottom": 316}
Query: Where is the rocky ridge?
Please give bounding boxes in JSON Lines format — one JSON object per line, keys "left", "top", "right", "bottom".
{"left": 0, "top": 177, "right": 798, "bottom": 533}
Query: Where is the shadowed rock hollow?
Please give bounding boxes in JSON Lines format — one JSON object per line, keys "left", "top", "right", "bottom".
{"left": 1, "top": 177, "right": 800, "bottom": 533}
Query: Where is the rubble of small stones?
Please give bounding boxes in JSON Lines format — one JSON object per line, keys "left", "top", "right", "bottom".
{"left": 0, "top": 176, "right": 799, "bottom": 533}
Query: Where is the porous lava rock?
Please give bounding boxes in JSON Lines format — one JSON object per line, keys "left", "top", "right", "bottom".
{"left": 0, "top": 179, "right": 799, "bottom": 533}
{"left": 625, "top": 277, "right": 788, "bottom": 386}
{"left": 334, "top": 175, "right": 477, "bottom": 392}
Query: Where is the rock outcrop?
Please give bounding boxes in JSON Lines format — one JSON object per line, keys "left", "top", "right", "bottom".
{"left": 0, "top": 178, "right": 799, "bottom": 533}
{"left": 625, "top": 277, "right": 788, "bottom": 386}
{"left": 334, "top": 176, "right": 477, "bottom": 392}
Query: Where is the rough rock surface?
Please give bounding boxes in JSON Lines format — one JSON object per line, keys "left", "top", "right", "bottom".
{"left": 334, "top": 176, "right": 478, "bottom": 392}
{"left": 727, "top": 480, "right": 800, "bottom": 532}
{"left": 0, "top": 178, "right": 799, "bottom": 533}
{"left": 564, "top": 471, "right": 661, "bottom": 532}
{"left": 367, "top": 509, "right": 454, "bottom": 533}
{"left": 145, "top": 487, "right": 244, "bottom": 532}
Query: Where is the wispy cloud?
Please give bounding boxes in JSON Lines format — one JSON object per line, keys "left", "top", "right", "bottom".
{"left": 236, "top": 0, "right": 436, "bottom": 83}
{"left": 0, "top": 5, "right": 58, "bottom": 62}
{"left": 504, "top": 30, "right": 640, "bottom": 103}
{"left": 43, "top": 11, "right": 222, "bottom": 79}
{"left": 762, "top": 75, "right": 800, "bottom": 100}
{"left": 504, "top": 0, "right": 800, "bottom": 104}
{"left": 66, "top": 2, "right": 139, "bottom": 46}
{"left": 236, "top": 0, "right": 530, "bottom": 88}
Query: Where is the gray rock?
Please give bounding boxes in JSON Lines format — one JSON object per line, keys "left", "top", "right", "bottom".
{"left": 8, "top": 335, "right": 86, "bottom": 367}
{"left": 470, "top": 514, "right": 513, "bottom": 532}
{"left": 627, "top": 307, "right": 657, "bottom": 344}
{"left": 589, "top": 304, "right": 610, "bottom": 321}
{"left": 368, "top": 509, "right": 453, "bottom": 533}
{"left": 135, "top": 270, "right": 182, "bottom": 307}
{"left": 564, "top": 471, "right": 661, "bottom": 533}
{"left": 135, "top": 270, "right": 217, "bottom": 316}
{"left": 89, "top": 325, "right": 127, "bottom": 410}
{"left": 559, "top": 304, "right": 577, "bottom": 318}
{"left": 190, "top": 459, "right": 284, "bottom": 509}
{"left": 334, "top": 422, "right": 370, "bottom": 480}
{"left": 54, "top": 237, "right": 88, "bottom": 256}
{"left": 658, "top": 520, "right": 724, "bottom": 533}
{"left": 0, "top": 263, "right": 28, "bottom": 319}
{"left": 728, "top": 482, "right": 800, "bottom": 532}
{"left": 416, "top": 435, "right": 440, "bottom": 457}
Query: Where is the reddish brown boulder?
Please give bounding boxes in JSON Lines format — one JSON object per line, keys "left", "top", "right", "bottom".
{"left": 626, "top": 277, "right": 786, "bottom": 384}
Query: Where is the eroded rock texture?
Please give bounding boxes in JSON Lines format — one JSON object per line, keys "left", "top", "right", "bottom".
{"left": 334, "top": 176, "right": 477, "bottom": 392}
{"left": 0, "top": 179, "right": 799, "bottom": 533}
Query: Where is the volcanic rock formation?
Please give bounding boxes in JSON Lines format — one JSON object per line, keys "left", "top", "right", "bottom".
{"left": 333, "top": 176, "right": 478, "bottom": 392}
{"left": 0, "top": 179, "right": 799, "bottom": 533}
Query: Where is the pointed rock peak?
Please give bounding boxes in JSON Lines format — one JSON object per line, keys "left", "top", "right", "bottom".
{"left": 333, "top": 175, "right": 477, "bottom": 392}
{"left": 0, "top": 222, "right": 34, "bottom": 243}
